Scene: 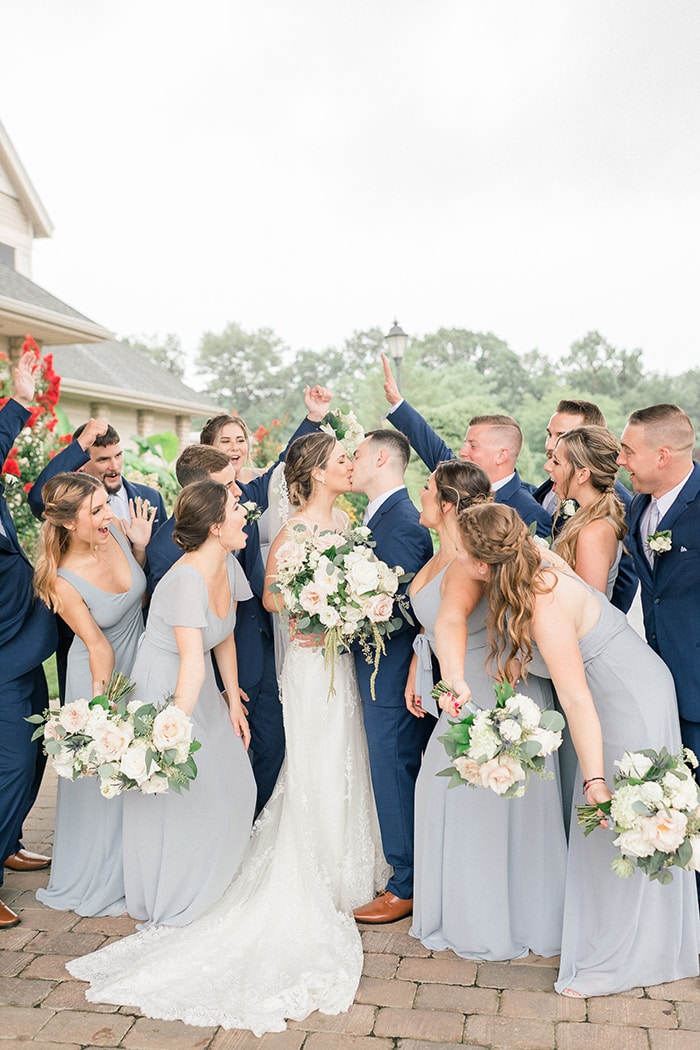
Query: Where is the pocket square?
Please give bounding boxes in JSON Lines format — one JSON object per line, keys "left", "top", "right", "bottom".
{"left": 680, "top": 546, "right": 688, "bottom": 552}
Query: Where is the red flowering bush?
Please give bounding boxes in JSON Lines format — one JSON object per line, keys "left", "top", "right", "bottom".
{"left": 0, "top": 335, "right": 65, "bottom": 558}
{"left": 251, "top": 417, "right": 285, "bottom": 468}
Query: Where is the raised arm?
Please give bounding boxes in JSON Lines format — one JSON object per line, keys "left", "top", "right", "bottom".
{"left": 28, "top": 418, "right": 109, "bottom": 520}
{"left": 383, "top": 360, "right": 455, "bottom": 471}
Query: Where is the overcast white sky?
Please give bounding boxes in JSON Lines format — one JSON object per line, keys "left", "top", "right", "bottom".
{"left": 2, "top": 0, "right": 699, "bottom": 378}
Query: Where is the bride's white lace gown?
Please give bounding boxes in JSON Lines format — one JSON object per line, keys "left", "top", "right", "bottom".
{"left": 67, "top": 644, "right": 388, "bottom": 1035}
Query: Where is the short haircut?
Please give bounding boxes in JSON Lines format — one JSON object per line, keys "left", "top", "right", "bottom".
{"left": 176, "top": 445, "right": 231, "bottom": 486}
{"left": 365, "top": 429, "right": 411, "bottom": 472}
{"left": 555, "top": 399, "right": 606, "bottom": 427}
{"left": 627, "top": 404, "right": 695, "bottom": 455}
{"left": 72, "top": 422, "right": 121, "bottom": 447}
{"left": 468, "top": 414, "right": 522, "bottom": 457}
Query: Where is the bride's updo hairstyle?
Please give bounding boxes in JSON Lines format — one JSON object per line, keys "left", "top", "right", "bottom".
{"left": 173, "top": 479, "right": 228, "bottom": 552}
{"left": 34, "top": 473, "right": 104, "bottom": 613}
{"left": 434, "top": 460, "right": 492, "bottom": 513}
{"left": 457, "top": 502, "right": 554, "bottom": 683}
{"left": 552, "top": 426, "right": 627, "bottom": 568}
{"left": 285, "top": 431, "right": 336, "bottom": 508}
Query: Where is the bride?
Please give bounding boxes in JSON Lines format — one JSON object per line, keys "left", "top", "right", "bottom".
{"left": 67, "top": 430, "right": 389, "bottom": 1035}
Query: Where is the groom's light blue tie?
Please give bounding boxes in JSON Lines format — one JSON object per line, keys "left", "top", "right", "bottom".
{"left": 645, "top": 499, "right": 660, "bottom": 565}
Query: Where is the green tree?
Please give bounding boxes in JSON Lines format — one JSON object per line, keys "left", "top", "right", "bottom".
{"left": 557, "top": 331, "right": 645, "bottom": 402}
{"left": 195, "top": 322, "right": 288, "bottom": 424}
{"left": 126, "top": 333, "right": 186, "bottom": 379}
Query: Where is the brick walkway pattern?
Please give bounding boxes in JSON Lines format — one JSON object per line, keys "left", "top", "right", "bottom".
{"left": 1, "top": 770, "right": 699, "bottom": 1050}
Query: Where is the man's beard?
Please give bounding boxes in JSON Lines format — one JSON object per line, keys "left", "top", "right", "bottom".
{"left": 102, "top": 475, "right": 123, "bottom": 495}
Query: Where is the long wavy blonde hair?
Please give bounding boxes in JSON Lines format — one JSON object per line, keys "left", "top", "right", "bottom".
{"left": 33, "top": 473, "right": 104, "bottom": 614}
{"left": 456, "top": 503, "right": 554, "bottom": 683}
{"left": 551, "top": 425, "right": 627, "bottom": 568}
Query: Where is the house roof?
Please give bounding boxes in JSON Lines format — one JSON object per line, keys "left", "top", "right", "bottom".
{"left": 0, "top": 259, "right": 112, "bottom": 344}
{"left": 46, "top": 341, "right": 223, "bottom": 417}
{"left": 0, "top": 117, "right": 52, "bottom": 238}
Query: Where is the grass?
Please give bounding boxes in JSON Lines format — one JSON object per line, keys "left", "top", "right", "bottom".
{"left": 43, "top": 657, "right": 59, "bottom": 702}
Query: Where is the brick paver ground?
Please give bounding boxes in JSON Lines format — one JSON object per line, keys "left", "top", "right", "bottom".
{"left": 2, "top": 770, "right": 699, "bottom": 1049}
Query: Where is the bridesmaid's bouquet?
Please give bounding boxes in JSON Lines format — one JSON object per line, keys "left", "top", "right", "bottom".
{"left": 270, "top": 524, "right": 410, "bottom": 697}
{"left": 576, "top": 747, "right": 700, "bottom": 883}
{"left": 27, "top": 672, "right": 201, "bottom": 798}
{"left": 435, "top": 680, "right": 565, "bottom": 797}
{"left": 320, "top": 405, "right": 365, "bottom": 457}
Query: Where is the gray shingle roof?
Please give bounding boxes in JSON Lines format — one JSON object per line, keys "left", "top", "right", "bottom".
{"left": 0, "top": 259, "right": 98, "bottom": 323}
{"left": 46, "top": 341, "right": 221, "bottom": 412}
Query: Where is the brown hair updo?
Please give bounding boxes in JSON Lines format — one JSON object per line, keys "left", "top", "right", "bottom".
{"left": 173, "top": 480, "right": 228, "bottom": 552}
{"left": 33, "top": 473, "right": 105, "bottom": 612}
{"left": 434, "top": 460, "right": 492, "bottom": 513}
{"left": 284, "top": 431, "right": 336, "bottom": 508}
{"left": 456, "top": 502, "right": 553, "bottom": 683}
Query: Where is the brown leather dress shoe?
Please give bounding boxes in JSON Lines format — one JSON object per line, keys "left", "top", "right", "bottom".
{"left": 353, "top": 890, "right": 413, "bottom": 924}
{"left": 4, "top": 850, "right": 52, "bottom": 872}
{"left": 0, "top": 900, "right": 21, "bottom": 928}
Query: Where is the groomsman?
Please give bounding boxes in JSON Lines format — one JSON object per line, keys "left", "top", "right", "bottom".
{"left": 617, "top": 404, "right": 700, "bottom": 762}
{"left": 532, "top": 397, "right": 638, "bottom": 613}
{"left": 381, "top": 355, "right": 551, "bottom": 538}
{"left": 1, "top": 353, "right": 57, "bottom": 929}
{"left": 351, "top": 430, "right": 434, "bottom": 923}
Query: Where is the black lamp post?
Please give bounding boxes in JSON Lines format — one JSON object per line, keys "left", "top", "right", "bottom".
{"left": 385, "top": 319, "right": 408, "bottom": 394}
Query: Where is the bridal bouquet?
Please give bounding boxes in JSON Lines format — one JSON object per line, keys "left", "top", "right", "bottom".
{"left": 576, "top": 747, "right": 700, "bottom": 883}
{"left": 28, "top": 673, "right": 201, "bottom": 797}
{"left": 269, "top": 524, "right": 409, "bottom": 697}
{"left": 435, "top": 680, "right": 565, "bottom": 797}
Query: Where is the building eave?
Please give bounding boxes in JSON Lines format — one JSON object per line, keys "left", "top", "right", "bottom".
{"left": 59, "top": 376, "right": 223, "bottom": 417}
{"left": 0, "top": 295, "right": 113, "bottom": 344}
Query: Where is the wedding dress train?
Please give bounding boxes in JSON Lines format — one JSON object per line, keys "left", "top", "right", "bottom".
{"left": 67, "top": 645, "right": 389, "bottom": 1035}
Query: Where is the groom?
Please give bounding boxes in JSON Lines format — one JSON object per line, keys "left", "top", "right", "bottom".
{"left": 350, "top": 430, "right": 434, "bottom": 923}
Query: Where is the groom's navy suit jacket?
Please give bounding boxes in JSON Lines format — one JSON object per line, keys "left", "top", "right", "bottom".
{"left": 353, "top": 487, "right": 433, "bottom": 899}
{"left": 626, "top": 462, "right": 700, "bottom": 729}
{"left": 532, "top": 475, "right": 639, "bottom": 614}
{"left": 389, "top": 400, "right": 552, "bottom": 539}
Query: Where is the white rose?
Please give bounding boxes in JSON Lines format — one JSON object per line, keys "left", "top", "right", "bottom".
{"left": 91, "top": 720, "right": 134, "bottom": 762}
{"left": 662, "top": 771, "right": 700, "bottom": 811}
{"left": 275, "top": 539, "right": 306, "bottom": 573}
{"left": 505, "top": 694, "right": 541, "bottom": 731}
{"left": 377, "top": 564, "right": 399, "bottom": 595}
{"left": 361, "top": 593, "right": 394, "bottom": 624}
{"left": 341, "top": 603, "right": 364, "bottom": 624}
{"left": 346, "top": 559, "right": 380, "bottom": 596}
{"left": 646, "top": 808, "right": 688, "bottom": 854}
{"left": 683, "top": 747, "right": 699, "bottom": 769}
{"left": 614, "top": 824, "right": 656, "bottom": 858}
{"left": 127, "top": 699, "right": 145, "bottom": 715}
{"left": 119, "top": 741, "right": 154, "bottom": 785}
{"left": 44, "top": 719, "right": 63, "bottom": 743}
{"left": 85, "top": 705, "right": 110, "bottom": 737}
{"left": 498, "top": 718, "right": 523, "bottom": 743}
{"left": 478, "top": 755, "right": 525, "bottom": 795}
{"left": 610, "top": 782, "right": 665, "bottom": 829}
{"left": 100, "top": 777, "right": 123, "bottom": 799}
{"left": 299, "top": 582, "right": 332, "bottom": 615}
{"left": 615, "top": 751, "right": 655, "bottom": 780}
{"left": 529, "top": 726, "right": 562, "bottom": 757}
{"left": 52, "top": 751, "right": 78, "bottom": 780}
{"left": 57, "top": 698, "right": 91, "bottom": 734}
{"left": 141, "top": 773, "right": 169, "bottom": 794}
{"left": 319, "top": 605, "right": 342, "bottom": 628}
{"left": 152, "top": 705, "right": 192, "bottom": 752}
{"left": 314, "top": 531, "right": 346, "bottom": 551}
{"left": 453, "top": 755, "right": 482, "bottom": 785}
{"left": 684, "top": 836, "right": 700, "bottom": 872}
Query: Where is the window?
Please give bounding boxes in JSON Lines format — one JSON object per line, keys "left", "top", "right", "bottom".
{"left": 0, "top": 242, "right": 16, "bottom": 267}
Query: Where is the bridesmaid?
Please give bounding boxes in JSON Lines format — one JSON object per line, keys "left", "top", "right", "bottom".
{"left": 122, "top": 480, "right": 257, "bottom": 927}
{"left": 447, "top": 502, "right": 699, "bottom": 996}
{"left": 544, "top": 425, "right": 627, "bottom": 596}
{"left": 33, "top": 473, "right": 154, "bottom": 915}
{"left": 200, "top": 414, "right": 260, "bottom": 483}
{"left": 409, "top": 462, "right": 567, "bottom": 961}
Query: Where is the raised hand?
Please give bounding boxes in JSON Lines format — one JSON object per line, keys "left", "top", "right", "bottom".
{"left": 77, "top": 418, "right": 110, "bottom": 450}
{"left": 120, "top": 497, "right": 157, "bottom": 553}
{"left": 11, "top": 351, "right": 39, "bottom": 407}
{"left": 381, "top": 354, "right": 401, "bottom": 406}
{"left": 304, "top": 384, "right": 332, "bottom": 422}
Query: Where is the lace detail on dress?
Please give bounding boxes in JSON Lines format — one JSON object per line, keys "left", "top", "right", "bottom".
{"left": 67, "top": 650, "right": 388, "bottom": 1035}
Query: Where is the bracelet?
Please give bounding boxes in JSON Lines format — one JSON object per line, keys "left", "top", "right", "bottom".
{"left": 582, "top": 777, "right": 606, "bottom": 794}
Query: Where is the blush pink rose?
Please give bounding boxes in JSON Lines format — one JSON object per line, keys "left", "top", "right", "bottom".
{"left": 478, "top": 755, "right": 525, "bottom": 795}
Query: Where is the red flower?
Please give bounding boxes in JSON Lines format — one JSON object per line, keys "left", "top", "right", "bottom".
{"left": 3, "top": 456, "right": 21, "bottom": 477}
{"left": 23, "top": 482, "right": 32, "bottom": 492}
{"left": 272, "top": 419, "right": 280, "bottom": 426}
{"left": 22, "top": 335, "right": 41, "bottom": 358}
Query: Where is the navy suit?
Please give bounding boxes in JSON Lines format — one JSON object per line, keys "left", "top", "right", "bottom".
{"left": 353, "top": 488, "right": 434, "bottom": 899}
{"left": 532, "top": 476, "right": 639, "bottom": 614}
{"left": 389, "top": 400, "right": 552, "bottom": 539}
{"left": 146, "top": 417, "right": 318, "bottom": 814}
{"left": 28, "top": 440, "right": 167, "bottom": 702}
{"left": 1, "top": 400, "right": 58, "bottom": 886}
{"left": 626, "top": 464, "right": 700, "bottom": 761}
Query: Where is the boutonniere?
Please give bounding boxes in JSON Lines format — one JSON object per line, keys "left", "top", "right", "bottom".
{"left": 558, "top": 498, "right": 579, "bottom": 520}
{"left": 648, "top": 529, "right": 672, "bottom": 555}
{"left": 241, "top": 501, "right": 262, "bottom": 525}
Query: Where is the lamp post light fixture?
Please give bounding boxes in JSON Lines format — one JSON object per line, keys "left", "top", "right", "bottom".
{"left": 385, "top": 319, "right": 408, "bottom": 394}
